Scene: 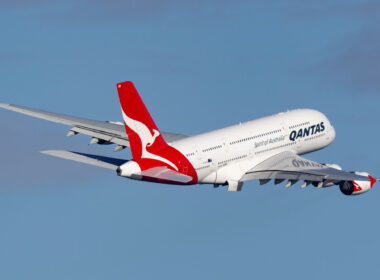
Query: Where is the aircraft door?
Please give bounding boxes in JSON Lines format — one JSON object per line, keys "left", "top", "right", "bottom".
{"left": 281, "top": 121, "right": 288, "bottom": 138}
{"left": 222, "top": 137, "right": 229, "bottom": 154}
{"left": 194, "top": 146, "right": 202, "bottom": 161}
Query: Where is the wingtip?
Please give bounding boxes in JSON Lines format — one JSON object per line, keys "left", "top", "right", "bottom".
{"left": 0, "top": 103, "right": 10, "bottom": 108}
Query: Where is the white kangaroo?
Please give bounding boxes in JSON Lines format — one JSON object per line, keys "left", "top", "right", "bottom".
{"left": 122, "top": 110, "right": 179, "bottom": 171}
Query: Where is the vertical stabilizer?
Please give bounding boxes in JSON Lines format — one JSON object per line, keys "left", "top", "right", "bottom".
{"left": 116, "top": 81, "right": 197, "bottom": 184}
{"left": 117, "top": 81, "right": 168, "bottom": 161}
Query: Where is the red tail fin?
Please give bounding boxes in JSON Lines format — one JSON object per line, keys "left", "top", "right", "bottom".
{"left": 117, "top": 81, "right": 168, "bottom": 161}
{"left": 116, "top": 81, "right": 197, "bottom": 184}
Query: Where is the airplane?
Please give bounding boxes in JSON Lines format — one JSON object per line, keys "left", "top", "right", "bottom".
{"left": 0, "top": 81, "right": 378, "bottom": 195}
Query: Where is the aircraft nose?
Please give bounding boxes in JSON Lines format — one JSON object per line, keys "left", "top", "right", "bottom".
{"left": 369, "top": 175, "right": 377, "bottom": 188}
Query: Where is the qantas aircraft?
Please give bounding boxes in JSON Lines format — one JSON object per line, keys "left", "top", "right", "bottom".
{"left": 0, "top": 81, "right": 377, "bottom": 195}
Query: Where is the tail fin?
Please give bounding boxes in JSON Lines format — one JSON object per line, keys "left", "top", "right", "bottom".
{"left": 116, "top": 81, "right": 198, "bottom": 183}
{"left": 116, "top": 81, "right": 168, "bottom": 161}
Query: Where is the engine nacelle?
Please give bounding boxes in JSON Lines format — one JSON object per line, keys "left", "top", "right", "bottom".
{"left": 323, "top": 163, "right": 342, "bottom": 170}
{"left": 339, "top": 172, "right": 376, "bottom": 195}
{"left": 89, "top": 137, "right": 112, "bottom": 145}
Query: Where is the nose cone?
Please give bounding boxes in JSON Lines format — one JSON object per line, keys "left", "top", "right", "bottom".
{"left": 369, "top": 175, "right": 377, "bottom": 188}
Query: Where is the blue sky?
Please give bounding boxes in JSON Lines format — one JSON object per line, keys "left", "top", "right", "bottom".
{"left": 1, "top": 1, "right": 380, "bottom": 279}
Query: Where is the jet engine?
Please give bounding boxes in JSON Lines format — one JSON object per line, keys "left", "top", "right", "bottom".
{"left": 89, "top": 137, "right": 112, "bottom": 145}
{"left": 323, "top": 163, "right": 342, "bottom": 170}
{"left": 339, "top": 172, "right": 376, "bottom": 195}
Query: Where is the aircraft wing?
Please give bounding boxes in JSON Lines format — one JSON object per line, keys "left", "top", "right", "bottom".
{"left": 241, "top": 151, "right": 370, "bottom": 185}
{"left": 0, "top": 103, "right": 188, "bottom": 148}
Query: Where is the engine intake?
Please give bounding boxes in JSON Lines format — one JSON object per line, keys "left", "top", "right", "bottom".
{"left": 339, "top": 181, "right": 354, "bottom": 195}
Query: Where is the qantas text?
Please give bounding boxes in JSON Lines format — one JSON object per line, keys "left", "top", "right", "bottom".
{"left": 289, "top": 122, "right": 325, "bottom": 142}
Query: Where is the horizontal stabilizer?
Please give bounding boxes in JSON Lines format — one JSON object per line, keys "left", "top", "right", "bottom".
{"left": 41, "top": 150, "right": 128, "bottom": 170}
{"left": 140, "top": 167, "right": 193, "bottom": 183}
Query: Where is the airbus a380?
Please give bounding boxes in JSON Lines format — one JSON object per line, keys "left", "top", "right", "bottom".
{"left": 0, "top": 81, "right": 378, "bottom": 195}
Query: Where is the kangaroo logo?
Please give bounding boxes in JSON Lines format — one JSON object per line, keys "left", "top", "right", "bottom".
{"left": 122, "top": 110, "right": 179, "bottom": 171}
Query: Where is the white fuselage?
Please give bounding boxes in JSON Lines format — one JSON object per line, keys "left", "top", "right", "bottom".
{"left": 171, "top": 109, "right": 336, "bottom": 184}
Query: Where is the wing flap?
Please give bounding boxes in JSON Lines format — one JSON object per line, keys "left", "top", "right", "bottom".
{"left": 244, "top": 170, "right": 324, "bottom": 182}
{"left": 70, "top": 126, "right": 130, "bottom": 147}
